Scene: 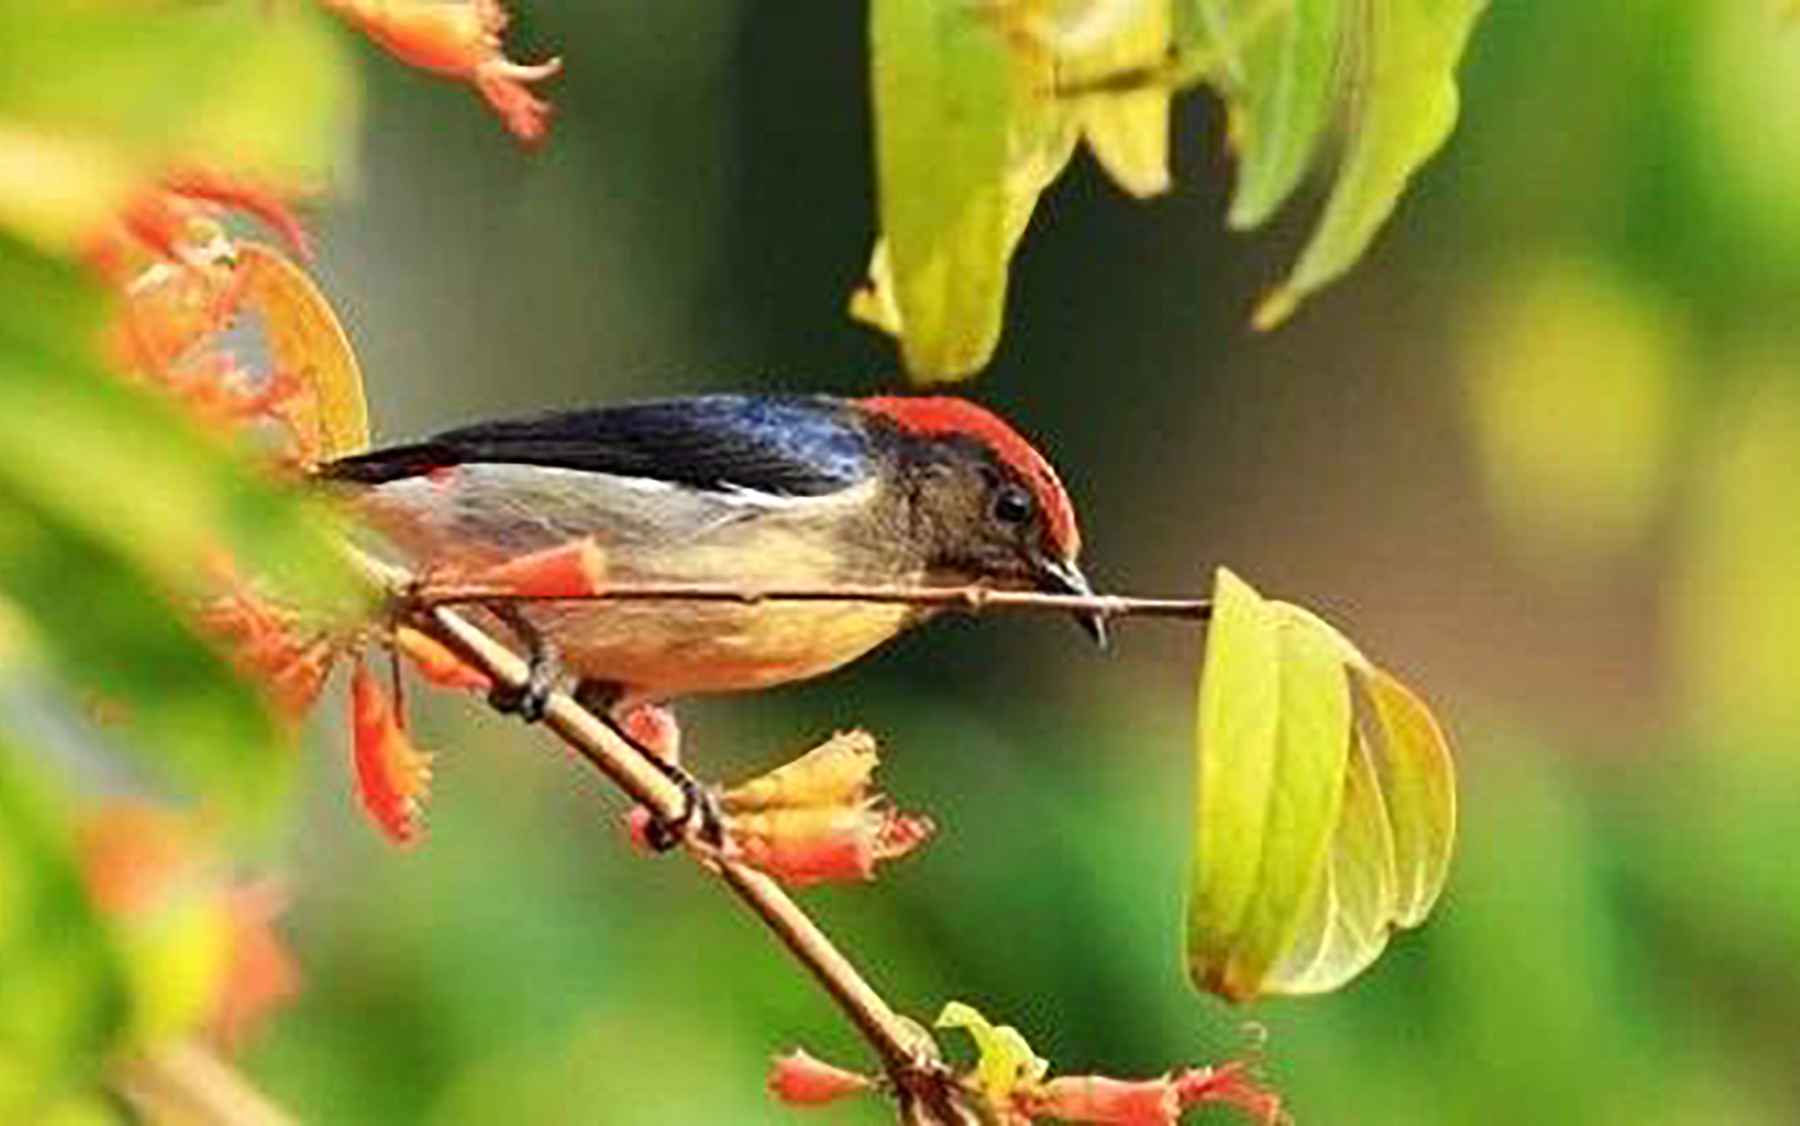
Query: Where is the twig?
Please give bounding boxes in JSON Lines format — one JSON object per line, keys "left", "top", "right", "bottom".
{"left": 110, "top": 1040, "right": 296, "bottom": 1126}
{"left": 419, "top": 579, "right": 1212, "bottom": 625}
{"left": 360, "top": 557, "right": 974, "bottom": 1122}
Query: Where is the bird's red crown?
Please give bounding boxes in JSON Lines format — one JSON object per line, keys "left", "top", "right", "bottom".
{"left": 859, "top": 396, "right": 1080, "bottom": 557}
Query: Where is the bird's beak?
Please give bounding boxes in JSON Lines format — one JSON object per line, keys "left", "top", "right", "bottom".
{"left": 1037, "top": 556, "right": 1108, "bottom": 649}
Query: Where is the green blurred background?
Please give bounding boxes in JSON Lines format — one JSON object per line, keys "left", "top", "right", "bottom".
{"left": 254, "top": 1, "right": 1800, "bottom": 1121}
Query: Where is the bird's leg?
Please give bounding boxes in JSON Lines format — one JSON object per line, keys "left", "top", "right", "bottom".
{"left": 485, "top": 604, "right": 561, "bottom": 723}
{"left": 575, "top": 682, "right": 723, "bottom": 852}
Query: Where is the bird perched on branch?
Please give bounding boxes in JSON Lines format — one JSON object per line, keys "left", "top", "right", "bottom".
{"left": 322, "top": 394, "right": 1098, "bottom": 835}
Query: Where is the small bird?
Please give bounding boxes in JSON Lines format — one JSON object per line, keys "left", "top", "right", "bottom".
{"left": 323, "top": 393, "right": 1099, "bottom": 729}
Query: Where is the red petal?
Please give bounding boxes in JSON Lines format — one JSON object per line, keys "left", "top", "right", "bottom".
{"left": 767, "top": 1049, "right": 874, "bottom": 1106}
{"left": 1032, "top": 1076, "right": 1180, "bottom": 1125}
{"left": 325, "top": 0, "right": 489, "bottom": 75}
{"left": 1175, "top": 1063, "right": 1284, "bottom": 1125}
{"left": 326, "top": 0, "right": 561, "bottom": 141}
{"left": 163, "top": 169, "right": 313, "bottom": 261}
{"left": 617, "top": 702, "right": 681, "bottom": 763}
{"left": 350, "top": 658, "right": 434, "bottom": 844}
{"left": 457, "top": 537, "right": 607, "bottom": 598}
{"left": 475, "top": 58, "right": 562, "bottom": 142}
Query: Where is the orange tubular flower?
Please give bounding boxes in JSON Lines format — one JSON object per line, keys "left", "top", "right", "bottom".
{"left": 350, "top": 656, "right": 435, "bottom": 844}
{"left": 1028, "top": 1075, "right": 1181, "bottom": 1125}
{"left": 728, "top": 804, "right": 934, "bottom": 887}
{"left": 718, "top": 731, "right": 934, "bottom": 885}
{"left": 324, "top": 0, "right": 563, "bottom": 142}
{"left": 766, "top": 1050, "right": 876, "bottom": 1107}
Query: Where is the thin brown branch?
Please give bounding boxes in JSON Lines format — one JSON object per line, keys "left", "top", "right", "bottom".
{"left": 418, "top": 578, "right": 1212, "bottom": 625}
{"left": 110, "top": 1040, "right": 295, "bottom": 1126}
{"left": 355, "top": 555, "right": 973, "bottom": 1122}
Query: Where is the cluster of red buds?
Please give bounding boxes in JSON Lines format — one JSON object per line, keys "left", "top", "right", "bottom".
{"left": 767, "top": 1002, "right": 1284, "bottom": 1125}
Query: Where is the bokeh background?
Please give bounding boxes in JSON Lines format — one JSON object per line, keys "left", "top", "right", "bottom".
{"left": 254, "top": 2, "right": 1800, "bottom": 1121}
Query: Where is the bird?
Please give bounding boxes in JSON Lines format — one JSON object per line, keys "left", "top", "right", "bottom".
{"left": 321, "top": 393, "right": 1100, "bottom": 837}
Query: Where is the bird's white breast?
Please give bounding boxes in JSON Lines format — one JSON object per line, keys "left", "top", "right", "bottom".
{"left": 353, "top": 465, "right": 918, "bottom": 700}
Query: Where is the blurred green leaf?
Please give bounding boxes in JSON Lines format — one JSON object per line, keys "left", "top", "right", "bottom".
{"left": 1181, "top": 0, "right": 1342, "bottom": 228}
{"left": 0, "top": 2, "right": 356, "bottom": 252}
{"left": 1460, "top": 258, "right": 1683, "bottom": 573}
{"left": 1675, "top": 360, "right": 1800, "bottom": 745}
{"left": 0, "top": 238, "right": 364, "bottom": 812}
{"left": 0, "top": 746, "right": 130, "bottom": 1119}
{"left": 1189, "top": 569, "right": 1456, "bottom": 1002}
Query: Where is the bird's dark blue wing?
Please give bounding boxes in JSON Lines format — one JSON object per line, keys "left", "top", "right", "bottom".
{"left": 322, "top": 395, "right": 873, "bottom": 496}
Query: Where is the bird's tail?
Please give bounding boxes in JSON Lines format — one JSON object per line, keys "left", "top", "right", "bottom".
{"left": 314, "top": 442, "right": 454, "bottom": 485}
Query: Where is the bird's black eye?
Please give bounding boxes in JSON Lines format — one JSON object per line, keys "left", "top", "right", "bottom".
{"left": 991, "top": 485, "right": 1034, "bottom": 526}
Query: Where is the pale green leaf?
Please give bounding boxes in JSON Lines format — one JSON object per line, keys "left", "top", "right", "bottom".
{"left": 1253, "top": 0, "right": 1488, "bottom": 328}
{"left": 1182, "top": 0, "right": 1343, "bottom": 228}
{"left": 1353, "top": 664, "right": 1456, "bottom": 926}
{"left": 1189, "top": 570, "right": 1456, "bottom": 1002}
{"left": 1188, "top": 567, "right": 1282, "bottom": 991}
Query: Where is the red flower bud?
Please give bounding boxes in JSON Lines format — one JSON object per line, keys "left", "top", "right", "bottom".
{"left": 767, "top": 1049, "right": 874, "bottom": 1106}
{"left": 325, "top": 0, "right": 562, "bottom": 141}
{"left": 350, "top": 657, "right": 434, "bottom": 844}
{"left": 617, "top": 702, "right": 681, "bottom": 763}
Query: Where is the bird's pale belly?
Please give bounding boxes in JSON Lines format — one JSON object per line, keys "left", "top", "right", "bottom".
{"left": 525, "top": 597, "right": 917, "bottom": 700}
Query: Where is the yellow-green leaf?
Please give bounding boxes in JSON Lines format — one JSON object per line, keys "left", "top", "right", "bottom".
{"left": 1182, "top": 0, "right": 1343, "bottom": 228}
{"left": 869, "top": 0, "right": 1015, "bottom": 380}
{"left": 1068, "top": 0, "right": 1175, "bottom": 198}
{"left": 866, "top": 1, "right": 1081, "bottom": 381}
{"left": 935, "top": 1001, "right": 1048, "bottom": 1104}
{"left": 1188, "top": 568, "right": 1456, "bottom": 1002}
{"left": 0, "top": 238, "right": 366, "bottom": 812}
{"left": 1252, "top": 0, "right": 1488, "bottom": 329}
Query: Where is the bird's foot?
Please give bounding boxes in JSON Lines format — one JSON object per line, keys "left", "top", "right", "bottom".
{"left": 486, "top": 604, "right": 562, "bottom": 723}
{"left": 486, "top": 652, "right": 559, "bottom": 722}
{"left": 639, "top": 765, "right": 724, "bottom": 853}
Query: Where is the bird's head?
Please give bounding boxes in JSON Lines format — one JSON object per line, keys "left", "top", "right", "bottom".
{"left": 858, "top": 396, "right": 1105, "bottom": 645}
